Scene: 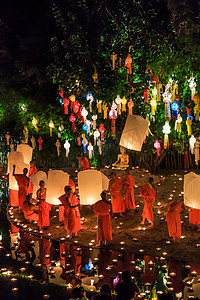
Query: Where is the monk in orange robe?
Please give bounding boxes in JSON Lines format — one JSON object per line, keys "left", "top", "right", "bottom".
{"left": 23, "top": 194, "right": 38, "bottom": 222}
{"left": 109, "top": 172, "right": 125, "bottom": 217}
{"left": 37, "top": 180, "right": 51, "bottom": 230}
{"left": 166, "top": 200, "right": 184, "bottom": 242}
{"left": 122, "top": 168, "right": 136, "bottom": 213}
{"left": 140, "top": 177, "right": 157, "bottom": 227}
{"left": 189, "top": 208, "right": 200, "bottom": 229}
{"left": 59, "top": 186, "right": 81, "bottom": 238}
{"left": 27, "top": 161, "right": 37, "bottom": 194}
{"left": 13, "top": 164, "right": 29, "bottom": 210}
{"left": 59, "top": 178, "right": 76, "bottom": 222}
{"left": 93, "top": 191, "right": 112, "bottom": 246}
{"left": 77, "top": 154, "right": 89, "bottom": 170}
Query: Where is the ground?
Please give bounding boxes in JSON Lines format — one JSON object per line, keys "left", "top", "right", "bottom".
{"left": 7, "top": 167, "right": 200, "bottom": 263}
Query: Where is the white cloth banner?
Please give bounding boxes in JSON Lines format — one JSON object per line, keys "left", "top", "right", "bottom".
{"left": 184, "top": 172, "right": 200, "bottom": 209}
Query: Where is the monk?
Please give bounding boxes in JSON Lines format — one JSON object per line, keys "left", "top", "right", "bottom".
{"left": 109, "top": 172, "right": 125, "bottom": 217}
{"left": 37, "top": 180, "right": 51, "bottom": 231}
{"left": 93, "top": 191, "right": 112, "bottom": 246}
{"left": 122, "top": 168, "right": 136, "bottom": 214}
{"left": 140, "top": 177, "right": 157, "bottom": 227}
{"left": 58, "top": 186, "right": 81, "bottom": 239}
{"left": 77, "top": 154, "right": 89, "bottom": 170}
{"left": 166, "top": 200, "right": 185, "bottom": 242}
{"left": 27, "top": 161, "right": 37, "bottom": 194}
{"left": 59, "top": 177, "right": 76, "bottom": 222}
{"left": 13, "top": 164, "right": 29, "bottom": 210}
{"left": 189, "top": 208, "right": 200, "bottom": 230}
{"left": 23, "top": 194, "right": 38, "bottom": 222}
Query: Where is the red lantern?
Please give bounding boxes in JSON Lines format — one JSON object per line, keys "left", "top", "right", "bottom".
{"left": 125, "top": 54, "right": 132, "bottom": 74}
{"left": 144, "top": 86, "right": 150, "bottom": 103}
{"left": 38, "top": 137, "right": 43, "bottom": 150}
{"left": 77, "top": 136, "right": 81, "bottom": 146}
{"left": 99, "top": 124, "right": 105, "bottom": 140}
{"left": 69, "top": 114, "right": 76, "bottom": 132}
{"left": 59, "top": 90, "right": 63, "bottom": 98}
{"left": 63, "top": 98, "right": 69, "bottom": 114}
{"left": 74, "top": 101, "right": 81, "bottom": 114}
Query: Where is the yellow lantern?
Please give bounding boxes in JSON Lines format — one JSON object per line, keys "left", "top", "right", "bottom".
{"left": 102, "top": 102, "right": 108, "bottom": 119}
{"left": 32, "top": 117, "right": 38, "bottom": 132}
{"left": 150, "top": 99, "right": 157, "bottom": 115}
{"left": 121, "top": 96, "right": 127, "bottom": 112}
{"left": 97, "top": 100, "right": 102, "bottom": 113}
{"left": 49, "top": 120, "right": 54, "bottom": 137}
{"left": 186, "top": 117, "right": 192, "bottom": 136}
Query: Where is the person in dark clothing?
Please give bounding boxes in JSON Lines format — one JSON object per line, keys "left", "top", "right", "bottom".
{"left": 91, "top": 284, "right": 114, "bottom": 300}
{"left": 115, "top": 271, "right": 139, "bottom": 300}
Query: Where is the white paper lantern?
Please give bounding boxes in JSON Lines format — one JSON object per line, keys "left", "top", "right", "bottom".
{"left": 30, "top": 171, "right": 48, "bottom": 198}
{"left": 184, "top": 172, "right": 200, "bottom": 209}
{"left": 46, "top": 170, "right": 69, "bottom": 205}
{"left": 17, "top": 144, "right": 33, "bottom": 165}
{"left": 119, "top": 115, "right": 148, "bottom": 151}
{"left": 78, "top": 170, "right": 109, "bottom": 205}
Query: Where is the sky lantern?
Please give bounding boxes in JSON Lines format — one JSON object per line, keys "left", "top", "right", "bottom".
{"left": 120, "top": 115, "right": 148, "bottom": 151}
{"left": 162, "top": 121, "right": 171, "bottom": 149}
{"left": 46, "top": 170, "right": 69, "bottom": 205}
{"left": 63, "top": 98, "right": 69, "bottom": 114}
{"left": 99, "top": 124, "right": 105, "bottom": 140}
{"left": 144, "top": 86, "right": 150, "bottom": 103}
{"left": 154, "top": 140, "right": 161, "bottom": 156}
{"left": 92, "top": 114, "right": 97, "bottom": 129}
{"left": 49, "top": 120, "right": 54, "bottom": 136}
{"left": 109, "top": 102, "right": 117, "bottom": 137}
{"left": 87, "top": 142, "right": 93, "bottom": 159}
{"left": 184, "top": 172, "right": 200, "bottom": 209}
{"left": 121, "top": 96, "right": 127, "bottom": 112}
{"left": 16, "top": 144, "right": 33, "bottom": 165}
{"left": 64, "top": 140, "right": 70, "bottom": 157}
{"left": 189, "top": 135, "right": 196, "bottom": 154}
{"left": 188, "top": 74, "right": 196, "bottom": 100}
{"left": 32, "top": 117, "right": 38, "bottom": 131}
{"left": 115, "top": 95, "right": 122, "bottom": 115}
{"left": 69, "top": 113, "right": 76, "bottom": 132}
{"left": 86, "top": 92, "right": 94, "bottom": 112}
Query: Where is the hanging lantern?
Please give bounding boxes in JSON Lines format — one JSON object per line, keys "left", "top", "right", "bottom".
{"left": 77, "top": 136, "right": 81, "bottom": 146}
{"left": 94, "top": 129, "right": 100, "bottom": 145}
{"left": 87, "top": 142, "right": 93, "bottom": 159}
{"left": 172, "top": 82, "right": 178, "bottom": 101}
{"left": 74, "top": 101, "right": 81, "bottom": 114}
{"left": 99, "top": 124, "right": 105, "bottom": 140}
{"left": 111, "top": 52, "right": 117, "bottom": 70}
{"left": 156, "top": 81, "right": 162, "bottom": 101}
{"left": 49, "top": 120, "right": 54, "bottom": 137}
{"left": 145, "top": 116, "right": 154, "bottom": 137}
{"left": 152, "top": 87, "right": 157, "bottom": 99}
{"left": 154, "top": 140, "right": 161, "bottom": 156}
{"left": 162, "top": 121, "right": 171, "bottom": 149}
{"left": 82, "top": 134, "right": 88, "bottom": 153}
{"left": 82, "top": 124, "right": 89, "bottom": 137}
{"left": 55, "top": 139, "right": 61, "bottom": 156}
{"left": 64, "top": 140, "right": 70, "bottom": 157}
{"left": 59, "top": 90, "right": 64, "bottom": 98}
{"left": 32, "top": 117, "right": 38, "bottom": 132}
{"left": 63, "top": 98, "right": 69, "bottom": 114}
{"left": 92, "top": 70, "right": 98, "bottom": 83}
{"left": 115, "top": 95, "right": 122, "bottom": 115}
{"left": 102, "top": 103, "right": 108, "bottom": 119}
{"left": 189, "top": 135, "right": 196, "bottom": 154}
{"left": 97, "top": 139, "right": 102, "bottom": 155}
{"left": 195, "top": 137, "right": 200, "bottom": 165}
{"left": 186, "top": 117, "right": 192, "bottom": 136}
{"left": 81, "top": 107, "right": 88, "bottom": 123}
{"left": 150, "top": 99, "right": 157, "bottom": 116}
{"left": 86, "top": 119, "right": 91, "bottom": 134}
{"left": 144, "top": 86, "right": 150, "bottom": 103}
{"left": 109, "top": 102, "right": 117, "bottom": 137}
{"left": 97, "top": 100, "right": 102, "bottom": 113}
{"left": 86, "top": 92, "right": 94, "bottom": 112}
{"left": 175, "top": 114, "right": 182, "bottom": 133}
{"left": 38, "top": 137, "right": 43, "bottom": 150}
{"left": 58, "top": 123, "right": 64, "bottom": 132}
{"left": 193, "top": 93, "right": 200, "bottom": 121}
{"left": 92, "top": 115, "right": 97, "bottom": 129}
{"left": 70, "top": 95, "right": 76, "bottom": 110}
{"left": 171, "top": 100, "right": 179, "bottom": 118}
{"left": 188, "top": 75, "right": 196, "bottom": 100}
{"left": 121, "top": 97, "right": 127, "bottom": 112}
{"left": 128, "top": 99, "right": 134, "bottom": 115}
{"left": 69, "top": 114, "right": 76, "bottom": 132}
{"left": 124, "top": 54, "right": 132, "bottom": 75}
{"left": 163, "top": 80, "right": 172, "bottom": 120}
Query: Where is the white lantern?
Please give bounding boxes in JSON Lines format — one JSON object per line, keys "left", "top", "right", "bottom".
{"left": 87, "top": 143, "right": 93, "bottom": 159}
{"left": 46, "top": 170, "right": 69, "bottom": 205}
{"left": 86, "top": 93, "right": 94, "bottom": 112}
{"left": 94, "top": 129, "right": 100, "bottom": 145}
{"left": 189, "top": 135, "right": 196, "bottom": 154}
{"left": 86, "top": 119, "right": 91, "bottom": 134}
{"left": 115, "top": 95, "right": 122, "bottom": 115}
{"left": 16, "top": 144, "right": 33, "bottom": 166}
{"left": 64, "top": 140, "right": 70, "bottom": 157}
{"left": 162, "top": 121, "right": 171, "bottom": 149}
{"left": 97, "top": 139, "right": 102, "bottom": 155}
{"left": 188, "top": 74, "right": 196, "bottom": 100}
{"left": 81, "top": 107, "right": 88, "bottom": 123}
{"left": 30, "top": 171, "right": 48, "bottom": 198}
{"left": 92, "top": 115, "right": 97, "bottom": 129}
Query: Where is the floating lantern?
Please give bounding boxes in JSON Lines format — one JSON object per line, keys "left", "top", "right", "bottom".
{"left": 115, "top": 95, "right": 122, "bottom": 115}
{"left": 184, "top": 172, "right": 200, "bottom": 209}
{"left": 188, "top": 74, "right": 196, "bottom": 100}
{"left": 162, "top": 121, "right": 171, "bottom": 149}
{"left": 121, "top": 96, "right": 127, "bottom": 112}
{"left": 81, "top": 107, "right": 88, "bottom": 123}
{"left": 64, "top": 140, "right": 70, "bottom": 157}
{"left": 154, "top": 140, "right": 161, "bottom": 156}
{"left": 38, "top": 137, "right": 43, "bottom": 150}
{"left": 46, "top": 170, "right": 69, "bottom": 205}
{"left": 102, "top": 103, "right": 108, "bottom": 119}
{"left": 17, "top": 144, "right": 33, "bottom": 165}
{"left": 86, "top": 92, "right": 94, "bottom": 112}
{"left": 92, "top": 115, "right": 97, "bottom": 129}
{"left": 87, "top": 143, "right": 93, "bottom": 159}
{"left": 32, "top": 117, "right": 38, "bottom": 131}
{"left": 189, "top": 135, "right": 196, "bottom": 154}
{"left": 144, "top": 86, "right": 150, "bottom": 103}
{"left": 49, "top": 120, "right": 54, "bottom": 136}
{"left": 69, "top": 114, "right": 76, "bottom": 132}
{"left": 97, "top": 100, "right": 102, "bottom": 113}
{"left": 94, "top": 129, "right": 100, "bottom": 145}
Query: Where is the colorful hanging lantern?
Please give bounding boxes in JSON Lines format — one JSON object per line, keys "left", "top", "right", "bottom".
{"left": 81, "top": 107, "right": 88, "bottom": 123}
{"left": 124, "top": 54, "right": 132, "bottom": 74}
{"left": 121, "top": 96, "right": 127, "bottom": 112}
{"left": 175, "top": 114, "right": 182, "bottom": 133}
{"left": 188, "top": 75, "right": 196, "bottom": 100}
{"left": 87, "top": 142, "right": 93, "bottom": 159}
{"left": 163, "top": 79, "right": 172, "bottom": 120}
{"left": 171, "top": 100, "right": 179, "bottom": 118}
{"left": 97, "top": 139, "right": 102, "bottom": 155}
{"left": 70, "top": 95, "right": 76, "bottom": 110}
{"left": 82, "top": 124, "right": 89, "bottom": 137}
{"left": 92, "top": 115, "right": 97, "bottom": 129}
{"left": 102, "top": 103, "right": 108, "bottom": 119}
{"left": 38, "top": 137, "right": 43, "bottom": 150}
{"left": 86, "top": 119, "right": 91, "bottom": 134}
{"left": 99, "top": 124, "right": 105, "bottom": 140}
{"left": 154, "top": 140, "right": 161, "bottom": 156}
{"left": 94, "top": 129, "right": 100, "bottom": 145}
{"left": 115, "top": 95, "right": 122, "bottom": 115}
{"left": 97, "top": 100, "right": 102, "bottom": 113}
{"left": 58, "top": 123, "right": 64, "bottom": 132}
{"left": 69, "top": 114, "right": 76, "bottom": 132}
{"left": 109, "top": 102, "right": 117, "bottom": 137}
{"left": 193, "top": 93, "right": 200, "bottom": 121}
{"left": 32, "top": 117, "right": 38, "bottom": 132}
{"left": 59, "top": 90, "right": 64, "bottom": 98}
{"left": 145, "top": 116, "right": 154, "bottom": 137}
{"left": 195, "top": 137, "right": 200, "bottom": 165}
{"left": 64, "top": 140, "right": 70, "bottom": 157}
{"left": 162, "top": 121, "right": 171, "bottom": 149}
{"left": 63, "top": 98, "right": 69, "bottom": 114}
{"left": 150, "top": 99, "right": 157, "bottom": 116}
{"left": 186, "top": 117, "right": 192, "bottom": 136}
{"left": 111, "top": 52, "right": 117, "bottom": 70}
{"left": 82, "top": 134, "right": 88, "bottom": 153}
{"left": 128, "top": 99, "right": 134, "bottom": 115}
{"left": 49, "top": 120, "right": 54, "bottom": 137}
{"left": 86, "top": 92, "right": 94, "bottom": 113}
{"left": 152, "top": 87, "right": 157, "bottom": 99}
{"left": 74, "top": 101, "right": 81, "bottom": 114}
{"left": 77, "top": 136, "right": 81, "bottom": 146}
{"left": 189, "top": 135, "right": 196, "bottom": 154}
{"left": 144, "top": 86, "right": 150, "bottom": 103}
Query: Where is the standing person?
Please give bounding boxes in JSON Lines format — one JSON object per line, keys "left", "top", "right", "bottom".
{"left": 109, "top": 172, "right": 125, "bottom": 217}
{"left": 23, "top": 194, "right": 38, "bottom": 222}
{"left": 27, "top": 161, "right": 37, "bottom": 194}
{"left": 93, "top": 191, "right": 112, "bottom": 246}
{"left": 77, "top": 154, "right": 89, "bottom": 170}
{"left": 58, "top": 186, "right": 81, "bottom": 239}
{"left": 166, "top": 200, "right": 185, "bottom": 243}
{"left": 91, "top": 284, "right": 114, "bottom": 300}
{"left": 189, "top": 208, "right": 200, "bottom": 230}
{"left": 122, "top": 168, "right": 136, "bottom": 214}
{"left": 59, "top": 177, "right": 76, "bottom": 222}
{"left": 13, "top": 164, "right": 29, "bottom": 211}
{"left": 37, "top": 180, "right": 51, "bottom": 231}
{"left": 140, "top": 177, "right": 157, "bottom": 227}
{"left": 115, "top": 271, "right": 139, "bottom": 300}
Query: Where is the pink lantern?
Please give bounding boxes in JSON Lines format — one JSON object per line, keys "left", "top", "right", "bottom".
{"left": 99, "top": 124, "right": 105, "bottom": 140}
{"left": 154, "top": 140, "right": 161, "bottom": 156}
{"left": 69, "top": 114, "right": 76, "bottom": 132}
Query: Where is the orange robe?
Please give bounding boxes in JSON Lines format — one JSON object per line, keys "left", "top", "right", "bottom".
{"left": 80, "top": 157, "right": 89, "bottom": 170}
{"left": 37, "top": 188, "right": 51, "bottom": 227}
{"left": 58, "top": 194, "right": 81, "bottom": 233}
{"left": 27, "top": 166, "right": 37, "bottom": 194}
{"left": 93, "top": 200, "right": 112, "bottom": 242}
{"left": 39, "top": 238, "right": 50, "bottom": 266}
{"left": 110, "top": 177, "right": 125, "bottom": 213}
{"left": 59, "top": 178, "right": 76, "bottom": 222}
{"left": 14, "top": 175, "right": 29, "bottom": 209}
{"left": 189, "top": 208, "right": 200, "bottom": 225}
{"left": 166, "top": 201, "right": 182, "bottom": 238}
{"left": 123, "top": 175, "right": 135, "bottom": 210}
{"left": 140, "top": 183, "right": 156, "bottom": 222}
{"left": 23, "top": 201, "right": 38, "bottom": 222}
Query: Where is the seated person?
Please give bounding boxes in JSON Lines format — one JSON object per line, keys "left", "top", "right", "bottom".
{"left": 112, "top": 146, "right": 129, "bottom": 168}
{"left": 23, "top": 194, "right": 39, "bottom": 222}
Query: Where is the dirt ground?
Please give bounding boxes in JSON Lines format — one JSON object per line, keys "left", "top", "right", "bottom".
{"left": 8, "top": 167, "right": 200, "bottom": 263}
